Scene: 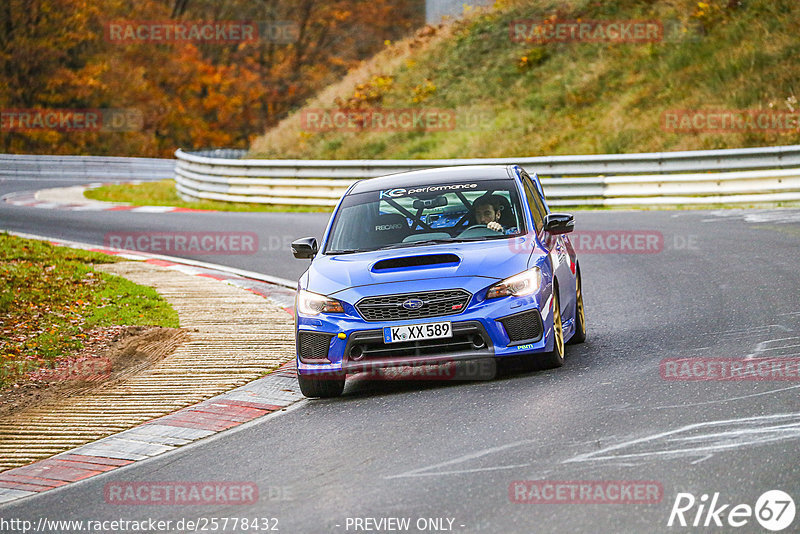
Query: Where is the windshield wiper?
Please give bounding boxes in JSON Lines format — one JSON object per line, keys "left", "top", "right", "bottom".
{"left": 385, "top": 235, "right": 516, "bottom": 249}
{"left": 379, "top": 238, "right": 467, "bottom": 250}
{"left": 461, "top": 234, "right": 513, "bottom": 241}
{"left": 325, "top": 248, "right": 374, "bottom": 255}
{"left": 328, "top": 235, "right": 512, "bottom": 254}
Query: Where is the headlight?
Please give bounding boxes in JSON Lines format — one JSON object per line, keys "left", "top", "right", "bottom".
{"left": 297, "top": 289, "right": 345, "bottom": 315}
{"left": 486, "top": 268, "right": 542, "bottom": 299}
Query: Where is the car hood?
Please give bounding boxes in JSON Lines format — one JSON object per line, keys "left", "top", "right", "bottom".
{"left": 305, "top": 238, "right": 535, "bottom": 297}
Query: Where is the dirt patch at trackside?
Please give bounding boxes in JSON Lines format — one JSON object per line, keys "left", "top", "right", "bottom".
{"left": 0, "top": 325, "right": 188, "bottom": 419}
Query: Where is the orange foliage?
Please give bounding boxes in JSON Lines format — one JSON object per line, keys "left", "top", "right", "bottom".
{"left": 0, "top": 0, "right": 423, "bottom": 156}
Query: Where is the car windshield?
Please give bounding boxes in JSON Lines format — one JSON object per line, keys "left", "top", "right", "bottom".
{"left": 325, "top": 179, "right": 525, "bottom": 254}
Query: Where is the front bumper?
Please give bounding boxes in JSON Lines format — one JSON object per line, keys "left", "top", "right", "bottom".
{"left": 296, "top": 291, "right": 555, "bottom": 375}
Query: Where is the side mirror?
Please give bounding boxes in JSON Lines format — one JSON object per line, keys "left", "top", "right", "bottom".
{"left": 543, "top": 213, "right": 574, "bottom": 235}
{"left": 291, "top": 237, "right": 318, "bottom": 259}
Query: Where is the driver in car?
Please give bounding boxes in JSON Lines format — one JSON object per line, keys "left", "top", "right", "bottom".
{"left": 473, "top": 194, "right": 513, "bottom": 234}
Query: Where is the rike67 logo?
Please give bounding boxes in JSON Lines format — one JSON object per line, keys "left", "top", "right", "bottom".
{"left": 667, "top": 490, "right": 796, "bottom": 531}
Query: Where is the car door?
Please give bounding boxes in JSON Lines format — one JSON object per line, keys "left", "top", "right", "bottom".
{"left": 521, "top": 172, "right": 576, "bottom": 321}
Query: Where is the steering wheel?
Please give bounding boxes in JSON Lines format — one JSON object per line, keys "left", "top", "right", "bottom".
{"left": 462, "top": 224, "right": 488, "bottom": 231}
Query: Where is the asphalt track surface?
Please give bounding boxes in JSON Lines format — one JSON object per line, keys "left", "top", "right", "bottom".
{"left": 2, "top": 174, "right": 800, "bottom": 533}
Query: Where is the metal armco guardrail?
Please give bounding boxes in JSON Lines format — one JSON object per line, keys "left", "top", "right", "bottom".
{"left": 0, "top": 154, "right": 173, "bottom": 180}
{"left": 175, "top": 145, "right": 800, "bottom": 207}
{"left": 2, "top": 148, "right": 798, "bottom": 206}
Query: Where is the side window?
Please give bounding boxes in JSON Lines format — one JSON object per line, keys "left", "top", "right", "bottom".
{"left": 522, "top": 179, "right": 543, "bottom": 232}
{"left": 530, "top": 179, "right": 548, "bottom": 221}
{"left": 520, "top": 172, "right": 547, "bottom": 220}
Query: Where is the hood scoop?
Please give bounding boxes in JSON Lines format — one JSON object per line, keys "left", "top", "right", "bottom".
{"left": 371, "top": 253, "right": 460, "bottom": 272}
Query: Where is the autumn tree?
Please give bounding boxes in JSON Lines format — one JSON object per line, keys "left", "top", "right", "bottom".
{"left": 0, "top": 0, "right": 424, "bottom": 156}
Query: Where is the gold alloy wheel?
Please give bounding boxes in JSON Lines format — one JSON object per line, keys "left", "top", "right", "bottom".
{"left": 576, "top": 276, "right": 586, "bottom": 336}
{"left": 521, "top": 288, "right": 565, "bottom": 371}
{"left": 553, "top": 293, "right": 564, "bottom": 359}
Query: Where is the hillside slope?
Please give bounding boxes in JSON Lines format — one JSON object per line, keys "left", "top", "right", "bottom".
{"left": 249, "top": 0, "right": 800, "bottom": 159}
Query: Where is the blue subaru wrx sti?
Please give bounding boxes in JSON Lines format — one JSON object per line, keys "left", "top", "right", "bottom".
{"left": 291, "top": 165, "right": 586, "bottom": 397}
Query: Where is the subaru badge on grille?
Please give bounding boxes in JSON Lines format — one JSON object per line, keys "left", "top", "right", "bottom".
{"left": 401, "top": 298, "right": 424, "bottom": 310}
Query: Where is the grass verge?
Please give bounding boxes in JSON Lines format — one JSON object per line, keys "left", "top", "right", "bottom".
{"left": 84, "top": 180, "right": 333, "bottom": 213}
{"left": 250, "top": 0, "right": 800, "bottom": 160}
{"left": 0, "top": 233, "right": 180, "bottom": 389}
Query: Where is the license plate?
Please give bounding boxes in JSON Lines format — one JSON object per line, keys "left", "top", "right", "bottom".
{"left": 383, "top": 322, "right": 452, "bottom": 344}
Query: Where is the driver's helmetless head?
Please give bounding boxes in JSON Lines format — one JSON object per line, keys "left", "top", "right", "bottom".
{"left": 474, "top": 197, "right": 501, "bottom": 225}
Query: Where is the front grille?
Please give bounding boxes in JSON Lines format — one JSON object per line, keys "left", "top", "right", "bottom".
{"left": 298, "top": 332, "right": 333, "bottom": 361}
{"left": 345, "top": 322, "right": 492, "bottom": 360}
{"left": 499, "top": 310, "right": 543, "bottom": 344}
{"left": 356, "top": 289, "right": 471, "bottom": 322}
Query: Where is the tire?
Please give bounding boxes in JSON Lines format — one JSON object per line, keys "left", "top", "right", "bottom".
{"left": 519, "top": 284, "right": 565, "bottom": 372}
{"left": 539, "top": 286, "right": 565, "bottom": 369}
{"left": 567, "top": 269, "right": 586, "bottom": 345}
{"left": 298, "top": 372, "right": 345, "bottom": 398}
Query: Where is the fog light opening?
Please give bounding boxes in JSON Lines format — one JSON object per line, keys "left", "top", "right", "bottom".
{"left": 349, "top": 345, "right": 364, "bottom": 361}
{"left": 471, "top": 335, "right": 486, "bottom": 349}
